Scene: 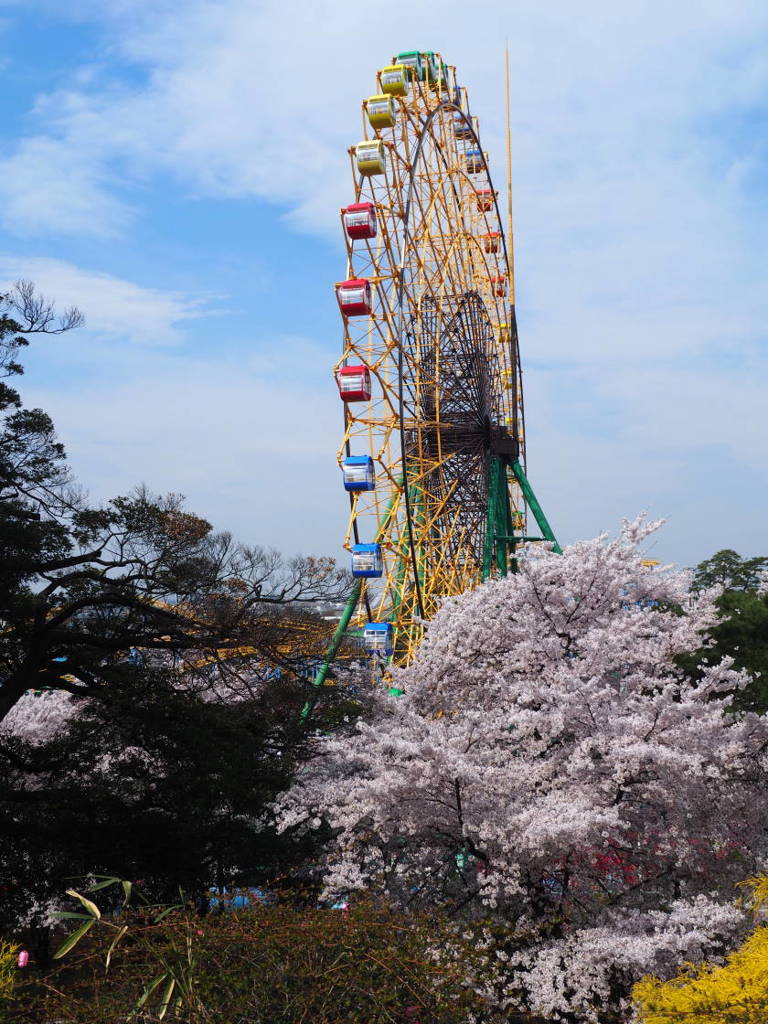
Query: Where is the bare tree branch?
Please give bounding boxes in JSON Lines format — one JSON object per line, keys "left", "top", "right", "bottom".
{"left": 6, "top": 279, "right": 85, "bottom": 334}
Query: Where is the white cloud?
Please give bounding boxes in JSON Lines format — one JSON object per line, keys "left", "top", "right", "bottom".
{"left": 0, "top": 253, "right": 344, "bottom": 553}
{"left": 6, "top": 2, "right": 768, "bottom": 322}
{"left": 0, "top": 256, "right": 209, "bottom": 344}
{"left": 0, "top": 136, "right": 133, "bottom": 237}
{"left": 3, "top": 1, "right": 768, "bottom": 562}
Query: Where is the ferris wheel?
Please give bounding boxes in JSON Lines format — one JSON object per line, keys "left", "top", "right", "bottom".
{"left": 317, "top": 50, "right": 558, "bottom": 687}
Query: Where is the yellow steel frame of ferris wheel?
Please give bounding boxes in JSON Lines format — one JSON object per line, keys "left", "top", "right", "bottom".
{"left": 335, "top": 53, "right": 526, "bottom": 664}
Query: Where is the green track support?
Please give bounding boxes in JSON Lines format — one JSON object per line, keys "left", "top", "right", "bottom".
{"left": 483, "top": 453, "right": 561, "bottom": 580}
{"left": 496, "top": 463, "right": 510, "bottom": 575}
{"left": 510, "top": 460, "right": 562, "bottom": 554}
{"left": 483, "top": 456, "right": 495, "bottom": 580}
{"left": 483, "top": 454, "right": 517, "bottom": 579}
{"left": 300, "top": 580, "right": 361, "bottom": 720}
{"left": 302, "top": 477, "right": 406, "bottom": 720}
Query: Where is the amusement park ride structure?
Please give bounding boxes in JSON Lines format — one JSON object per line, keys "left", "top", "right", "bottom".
{"left": 26, "top": 51, "right": 558, "bottom": 710}
{"left": 307, "top": 49, "right": 559, "bottom": 704}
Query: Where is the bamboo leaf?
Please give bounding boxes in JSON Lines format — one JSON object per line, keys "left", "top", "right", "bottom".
{"left": 134, "top": 972, "right": 167, "bottom": 1011}
{"left": 53, "top": 918, "right": 95, "bottom": 959}
{"left": 65, "top": 888, "right": 101, "bottom": 919}
{"left": 105, "top": 924, "right": 128, "bottom": 971}
{"left": 53, "top": 911, "right": 92, "bottom": 921}
{"left": 157, "top": 976, "right": 176, "bottom": 1020}
{"left": 121, "top": 879, "right": 133, "bottom": 906}
{"left": 89, "top": 876, "right": 121, "bottom": 893}
{"left": 153, "top": 905, "right": 180, "bottom": 924}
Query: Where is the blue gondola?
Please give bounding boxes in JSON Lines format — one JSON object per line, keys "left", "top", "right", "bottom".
{"left": 364, "top": 622, "right": 394, "bottom": 656}
{"left": 351, "top": 543, "right": 383, "bottom": 578}
{"left": 465, "top": 148, "right": 483, "bottom": 173}
{"left": 453, "top": 111, "right": 472, "bottom": 139}
{"left": 342, "top": 455, "right": 375, "bottom": 492}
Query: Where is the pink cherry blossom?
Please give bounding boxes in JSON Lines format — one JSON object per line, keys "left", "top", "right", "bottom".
{"left": 277, "top": 518, "right": 768, "bottom": 1020}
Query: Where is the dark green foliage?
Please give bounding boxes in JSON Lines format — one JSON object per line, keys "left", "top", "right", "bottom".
{"left": 0, "top": 300, "right": 71, "bottom": 629}
{"left": 0, "top": 281, "right": 347, "bottom": 725}
{"left": 691, "top": 548, "right": 768, "bottom": 593}
{"left": 685, "top": 588, "right": 768, "bottom": 712}
{"left": 0, "top": 670, "right": 324, "bottom": 942}
{"left": 681, "top": 549, "right": 768, "bottom": 712}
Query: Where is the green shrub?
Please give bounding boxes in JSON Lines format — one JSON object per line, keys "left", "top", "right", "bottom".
{"left": 0, "top": 940, "right": 19, "bottom": 1022}
{"left": 17, "top": 899, "right": 501, "bottom": 1023}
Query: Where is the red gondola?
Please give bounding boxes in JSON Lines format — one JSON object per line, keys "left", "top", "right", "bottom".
{"left": 482, "top": 231, "right": 500, "bottom": 253}
{"left": 336, "top": 278, "right": 372, "bottom": 317}
{"left": 337, "top": 365, "right": 372, "bottom": 403}
{"left": 342, "top": 203, "right": 377, "bottom": 241}
{"left": 490, "top": 274, "right": 507, "bottom": 297}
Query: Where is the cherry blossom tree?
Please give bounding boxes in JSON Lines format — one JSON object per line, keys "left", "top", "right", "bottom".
{"left": 277, "top": 519, "right": 768, "bottom": 1022}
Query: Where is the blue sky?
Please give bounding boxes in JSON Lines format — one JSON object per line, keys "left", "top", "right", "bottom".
{"left": 0, "top": 0, "right": 766, "bottom": 567}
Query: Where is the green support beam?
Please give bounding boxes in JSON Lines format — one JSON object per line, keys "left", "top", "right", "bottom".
{"left": 495, "top": 460, "right": 508, "bottom": 576}
{"left": 510, "top": 460, "right": 562, "bottom": 554}
{"left": 302, "top": 477, "right": 406, "bottom": 721}
{"left": 483, "top": 458, "right": 493, "bottom": 579}
{"left": 300, "top": 580, "right": 361, "bottom": 720}
{"left": 483, "top": 455, "right": 507, "bottom": 580}
{"left": 484, "top": 453, "right": 561, "bottom": 580}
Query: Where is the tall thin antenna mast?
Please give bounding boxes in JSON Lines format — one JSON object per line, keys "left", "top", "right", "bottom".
{"left": 505, "top": 42, "right": 515, "bottom": 304}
